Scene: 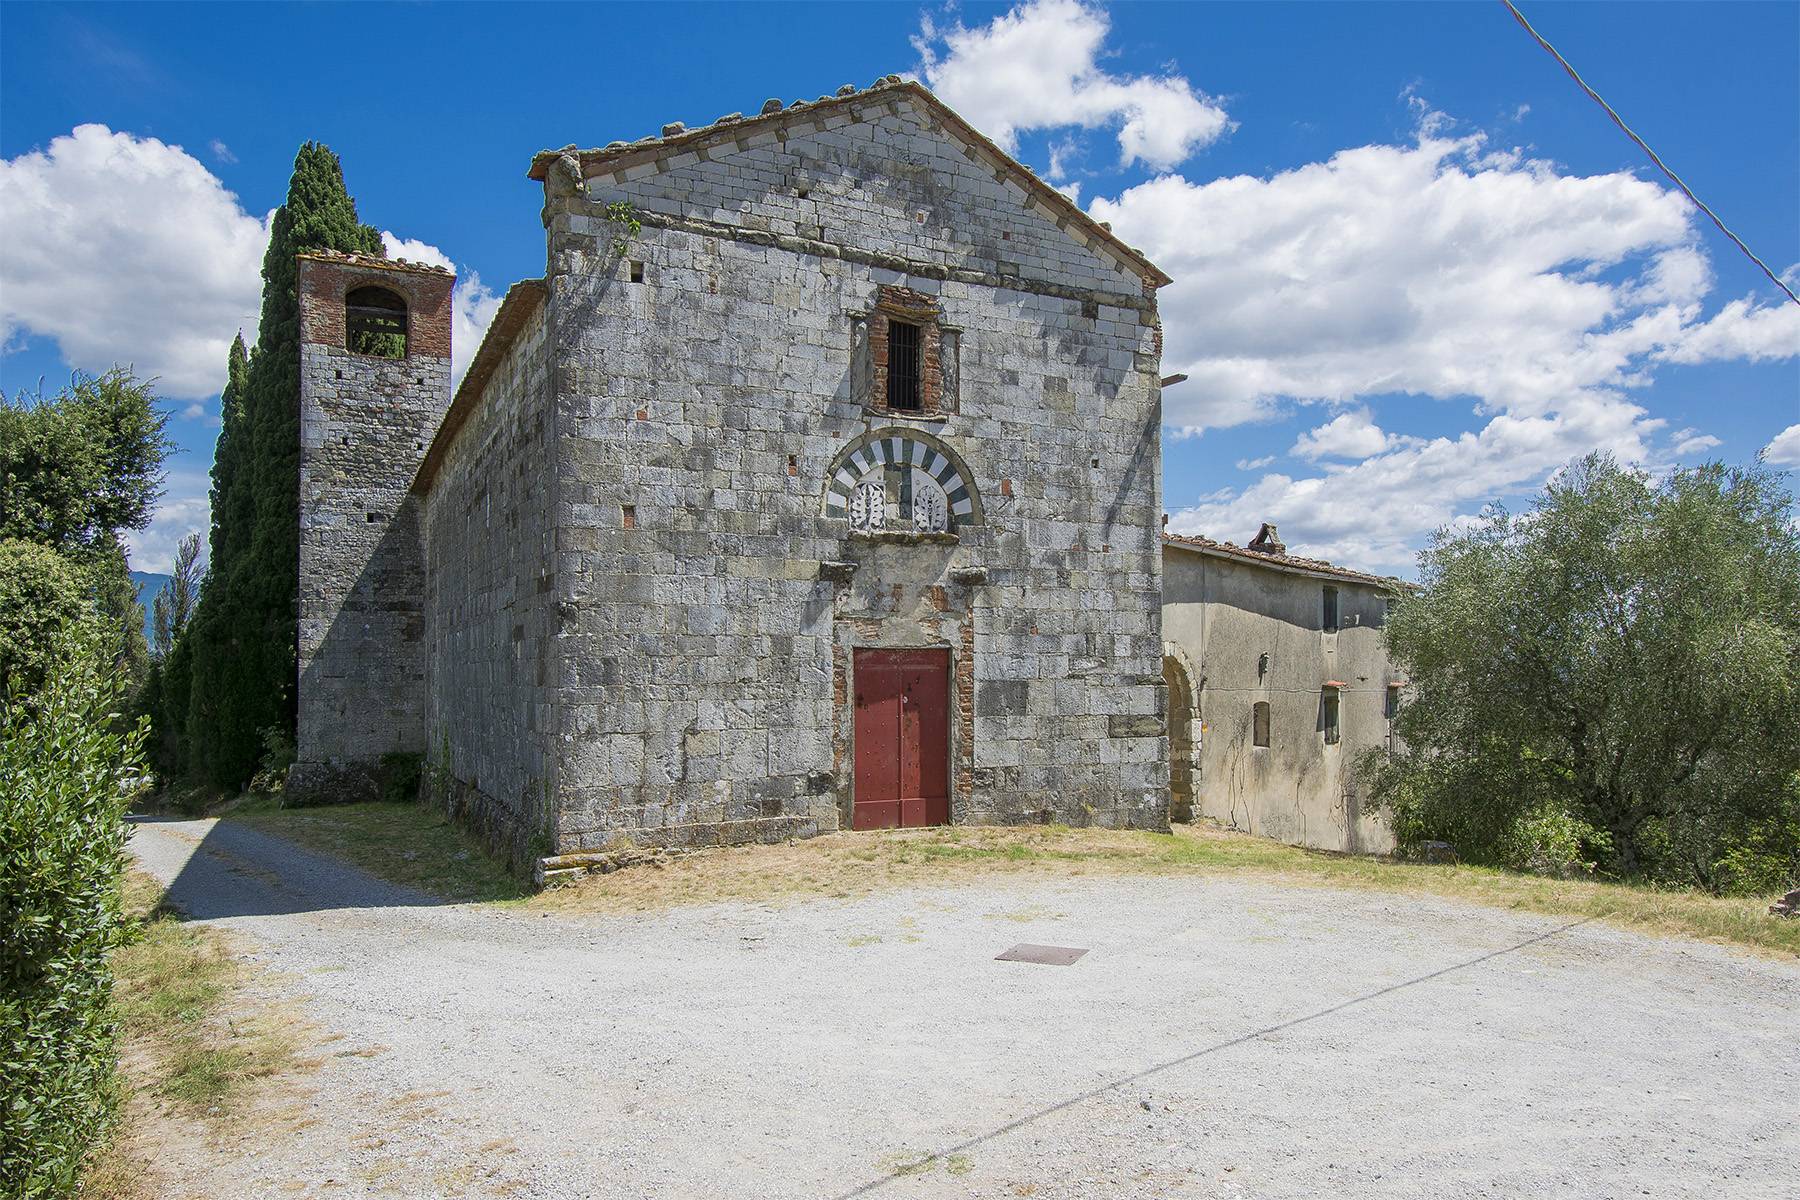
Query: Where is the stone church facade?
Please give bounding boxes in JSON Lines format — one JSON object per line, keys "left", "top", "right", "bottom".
{"left": 288, "top": 78, "right": 1173, "bottom": 866}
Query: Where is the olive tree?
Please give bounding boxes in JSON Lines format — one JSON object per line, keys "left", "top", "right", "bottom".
{"left": 1365, "top": 454, "right": 1800, "bottom": 893}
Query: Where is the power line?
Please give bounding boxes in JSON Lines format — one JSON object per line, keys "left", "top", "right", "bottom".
{"left": 1500, "top": 0, "right": 1799, "bottom": 308}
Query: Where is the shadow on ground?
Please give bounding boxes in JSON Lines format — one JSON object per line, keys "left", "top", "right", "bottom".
{"left": 127, "top": 813, "right": 452, "bottom": 921}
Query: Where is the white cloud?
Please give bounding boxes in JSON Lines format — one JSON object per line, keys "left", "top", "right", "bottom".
{"left": 1765, "top": 424, "right": 1800, "bottom": 468}
{"left": 0, "top": 130, "right": 505, "bottom": 575}
{"left": 1091, "top": 126, "right": 1718, "bottom": 430}
{"left": 1235, "top": 454, "right": 1275, "bottom": 471}
{"left": 1655, "top": 295, "right": 1800, "bottom": 365}
{"left": 123, "top": 468, "right": 210, "bottom": 576}
{"left": 378, "top": 233, "right": 452, "bottom": 273}
{"left": 209, "top": 139, "right": 237, "bottom": 164}
{"left": 1668, "top": 427, "right": 1722, "bottom": 458}
{"left": 1171, "top": 390, "right": 1665, "bottom": 574}
{"left": 1289, "top": 408, "right": 1408, "bottom": 461}
{"left": 0, "top": 124, "right": 267, "bottom": 398}
{"left": 1087, "top": 107, "right": 1800, "bottom": 570}
{"left": 0, "top": 126, "right": 506, "bottom": 405}
{"left": 379, "top": 232, "right": 502, "bottom": 388}
{"left": 914, "top": 0, "right": 1231, "bottom": 170}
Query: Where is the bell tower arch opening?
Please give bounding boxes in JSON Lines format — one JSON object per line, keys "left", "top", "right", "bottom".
{"left": 346, "top": 284, "right": 409, "bottom": 358}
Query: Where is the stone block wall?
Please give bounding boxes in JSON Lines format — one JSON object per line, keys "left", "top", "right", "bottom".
{"left": 533, "top": 88, "right": 1168, "bottom": 851}
{"left": 584, "top": 87, "right": 1138, "bottom": 297}
{"left": 418, "top": 294, "right": 558, "bottom": 861}
{"left": 291, "top": 254, "right": 454, "bottom": 800}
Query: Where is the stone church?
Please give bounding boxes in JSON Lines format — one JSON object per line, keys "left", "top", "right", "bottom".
{"left": 287, "top": 77, "right": 1174, "bottom": 866}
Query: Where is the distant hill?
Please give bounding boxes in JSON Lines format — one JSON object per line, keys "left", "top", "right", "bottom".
{"left": 131, "top": 571, "right": 171, "bottom": 646}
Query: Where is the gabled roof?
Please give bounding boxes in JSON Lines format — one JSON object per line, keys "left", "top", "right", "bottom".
{"left": 296, "top": 249, "right": 451, "bottom": 276}
{"left": 1163, "top": 532, "right": 1406, "bottom": 589}
{"left": 411, "top": 279, "right": 547, "bottom": 494}
{"left": 527, "top": 76, "right": 1171, "bottom": 288}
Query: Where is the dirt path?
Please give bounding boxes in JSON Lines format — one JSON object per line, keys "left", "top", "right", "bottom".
{"left": 127, "top": 815, "right": 1797, "bottom": 1199}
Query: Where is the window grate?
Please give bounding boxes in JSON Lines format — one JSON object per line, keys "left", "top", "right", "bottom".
{"left": 887, "top": 319, "right": 922, "bottom": 411}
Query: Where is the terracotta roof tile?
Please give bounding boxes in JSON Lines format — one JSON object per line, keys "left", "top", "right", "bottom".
{"left": 295, "top": 249, "right": 451, "bottom": 276}
{"left": 1162, "top": 531, "right": 1405, "bottom": 589}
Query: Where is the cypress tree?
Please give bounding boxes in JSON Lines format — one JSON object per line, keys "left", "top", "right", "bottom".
{"left": 184, "top": 334, "right": 248, "bottom": 783}
{"left": 185, "top": 145, "right": 382, "bottom": 788}
{"left": 185, "top": 336, "right": 246, "bottom": 782}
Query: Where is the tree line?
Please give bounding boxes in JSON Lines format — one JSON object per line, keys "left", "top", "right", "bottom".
{"left": 0, "top": 142, "right": 387, "bottom": 1197}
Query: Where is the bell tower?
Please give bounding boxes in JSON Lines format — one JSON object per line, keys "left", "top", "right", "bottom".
{"left": 288, "top": 251, "right": 455, "bottom": 801}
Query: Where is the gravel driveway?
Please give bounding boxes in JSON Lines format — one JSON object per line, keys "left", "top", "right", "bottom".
{"left": 127, "top": 815, "right": 1797, "bottom": 1199}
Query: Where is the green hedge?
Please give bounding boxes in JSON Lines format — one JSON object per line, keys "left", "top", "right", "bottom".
{"left": 0, "top": 624, "right": 145, "bottom": 1198}
{"left": 0, "top": 541, "right": 85, "bottom": 698}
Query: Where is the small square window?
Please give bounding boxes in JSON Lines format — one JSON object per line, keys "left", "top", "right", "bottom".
{"left": 1252, "top": 701, "right": 1270, "bottom": 748}
{"left": 1323, "top": 690, "right": 1341, "bottom": 745}
{"left": 628, "top": 260, "right": 645, "bottom": 284}
{"left": 886, "top": 319, "right": 922, "bottom": 411}
{"left": 1322, "top": 586, "right": 1340, "bottom": 633}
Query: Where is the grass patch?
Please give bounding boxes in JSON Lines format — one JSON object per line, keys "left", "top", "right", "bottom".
{"left": 108, "top": 870, "right": 296, "bottom": 1112}
{"left": 531, "top": 823, "right": 1800, "bottom": 959}
{"left": 223, "top": 794, "right": 526, "bottom": 904}
{"left": 83, "top": 871, "right": 302, "bottom": 1198}
{"left": 200, "top": 790, "right": 1795, "bottom": 959}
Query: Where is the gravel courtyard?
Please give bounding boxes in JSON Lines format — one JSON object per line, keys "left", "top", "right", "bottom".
{"left": 127, "top": 816, "right": 1797, "bottom": 1200}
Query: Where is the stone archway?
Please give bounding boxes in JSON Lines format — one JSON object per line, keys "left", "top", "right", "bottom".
{"left": 1163, "top": 647, "right": 1200, "bottom": 824}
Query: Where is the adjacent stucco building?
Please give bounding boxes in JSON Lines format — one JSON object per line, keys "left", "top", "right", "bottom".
{"left": 288, "top": 77, "right": 1172, "bottom": 866}
{"left": 1162, "top": 525, "right": 1404, "bottom": 854}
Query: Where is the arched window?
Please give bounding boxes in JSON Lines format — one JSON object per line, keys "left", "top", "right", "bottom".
{"left": 346, "top": 285, "right": 408, "bottom": 358}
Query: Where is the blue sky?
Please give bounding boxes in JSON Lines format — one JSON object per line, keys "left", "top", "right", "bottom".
{"left": 3, "top": 0, "right": 1796, "bottom": 574}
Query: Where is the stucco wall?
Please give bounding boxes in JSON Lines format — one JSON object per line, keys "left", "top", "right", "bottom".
{"left": 1162, "top": 546, "right": 1398, "bottom": 853}
{"left": 537, "top": 90, "right": 1166, "bottom": 851}
{"left": 418, "top": 300, "right": 558, "bottom": 858}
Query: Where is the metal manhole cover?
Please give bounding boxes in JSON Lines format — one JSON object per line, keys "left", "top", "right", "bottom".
{"left": 996, "top": 943, "right": 1089, "bottom": 966}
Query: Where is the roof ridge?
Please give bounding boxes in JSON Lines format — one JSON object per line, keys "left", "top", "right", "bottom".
{"left": 1162, "top": 531, "right": 1404, "bottom": 587}
{"left": 526, "top": 77, "right": 1169, "bottom": 287}
{"left": 295, "top": 249, "right": 453, "bottom": 276}
{"left": 412, "top": 278, "right": 547, "bottom": 494}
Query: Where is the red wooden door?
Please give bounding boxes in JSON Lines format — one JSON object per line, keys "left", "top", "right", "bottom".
{"left": 852, "top": 648, "right": 950, "bottom": 830}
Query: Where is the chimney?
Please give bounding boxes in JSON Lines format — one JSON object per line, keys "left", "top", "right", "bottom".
{"left": 1248, "top": 522, "right": 1286, "bottom": 556}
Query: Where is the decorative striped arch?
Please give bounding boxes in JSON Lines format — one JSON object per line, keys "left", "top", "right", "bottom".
{"left": 822, "top": 428, "right": 983, "bottom": 527}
